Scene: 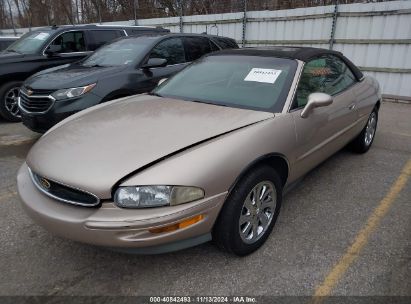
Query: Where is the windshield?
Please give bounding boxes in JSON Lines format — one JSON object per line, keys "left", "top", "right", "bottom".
{"left": 83, "top": 38, "right": 150, "bottom": 67}
{"left": 154, "top": 55, "right": 297, "bottom": 112}
{"left": 6, "top": 31, "right": 52, "bottom": 54}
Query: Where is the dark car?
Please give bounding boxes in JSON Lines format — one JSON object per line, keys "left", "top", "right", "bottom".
{"left": 19, "top": 33, "right": 239, "bottom": 133}
{"left": 0, "top": 24, "right": 169, "bottom": 122}
{"left": 0, "top": 36, "right": 19, "bottom": 51}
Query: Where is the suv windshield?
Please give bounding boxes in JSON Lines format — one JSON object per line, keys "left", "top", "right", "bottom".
{"left": 6, "top": 31, "right": 52, "bottom": 54}
{"left": 83, "top": 38, "right": 150, "bottom": 67}
{"left": 154, "top": 55, "right": 297, "bottom": 112}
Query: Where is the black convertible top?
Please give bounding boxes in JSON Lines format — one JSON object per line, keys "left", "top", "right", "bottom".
{"left": 210, "top": 46, "right": 364, "bottom": 80}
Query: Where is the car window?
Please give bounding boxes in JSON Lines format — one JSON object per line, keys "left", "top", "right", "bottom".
{"left": 89, "top": 30, "right": 123, "bottom": 50}
{"left": 293, "top": 55, "right": 357, "bottom": 109}
{"left": 214, "top": 37, "right": 238, "bottom": 49}
{"left": 210, "top": 40, "right": 220, "bottom": 52}
{"left": 149, "top": 38, "right": 186, "bottom": 65}
{"left": 5, "top": 31, "right": 52, "bottom": 54}
{"left": 184, "top": 37, "right": 212, "bottom": 61}
{"left": 50, "top": 31, "right": 86, "bottom": 53}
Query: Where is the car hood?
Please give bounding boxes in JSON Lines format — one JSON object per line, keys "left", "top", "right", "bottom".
{"left": 25, "top": 64, "right": 126, "bottom": 90}
{"left": 0, "top": 51, "right": 30, "bottom": 62}
{"left": 26, "top": 95, "right": 273, "bottom": 198}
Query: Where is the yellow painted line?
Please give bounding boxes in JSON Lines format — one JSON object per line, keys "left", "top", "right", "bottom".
{"left": 0, "top": 191, "right": 17, "bottom": 201}
{"left": 312, "top": 157, "right": 411, "bottom": 302}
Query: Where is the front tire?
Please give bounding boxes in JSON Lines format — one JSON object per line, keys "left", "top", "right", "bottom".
{"left": 213, "top": 165, "right": 282, "bottom": 256}
{"left": 0, "top": 81, "right": 23, "bottom": 122}
{"left": 350, "top": 108, "right": 378, "bottom": 153}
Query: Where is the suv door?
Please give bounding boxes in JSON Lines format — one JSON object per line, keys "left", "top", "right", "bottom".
{"left": 290, "top": 55, "right": 359, "bottom": 177}
{"left": 43, "top": 30, "right": 91, "bottom": 67}
{"left": 138, "top": 37, "right": 188, "bottom": 91}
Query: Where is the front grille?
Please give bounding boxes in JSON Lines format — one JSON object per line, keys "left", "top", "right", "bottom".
{"left": 29, "top": 168, "right": 100, "bottom": 207}
{"left": 19, "top": 89, "right": 55, "bottom": 113}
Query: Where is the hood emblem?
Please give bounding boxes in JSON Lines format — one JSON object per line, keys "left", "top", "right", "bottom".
{"left": 40, "top": 178, "right": 51, "bottom": 189}
{"left": 27, "top": 89, "right": 33, "bottom": 96}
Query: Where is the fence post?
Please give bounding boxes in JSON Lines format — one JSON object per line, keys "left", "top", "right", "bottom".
{"left": 242, "top": 0, "right": 247, "bottom": 47}
{"left": 133, "top": 0, "right": 138, "bottom": 25}
{"left": 329, "top": 1, "right": 338, "bottom": 50}
{"left": 179, "top": 0, "right": 184, "bottom": 33}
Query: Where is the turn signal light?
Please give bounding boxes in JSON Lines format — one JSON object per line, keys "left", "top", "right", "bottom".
{"left": 149, "top": 214, "right": 204, "bottom": 234}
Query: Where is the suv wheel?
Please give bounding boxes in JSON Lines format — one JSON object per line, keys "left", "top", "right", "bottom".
{"left": 0, "top": 81, "right": 23, "bottom": 122}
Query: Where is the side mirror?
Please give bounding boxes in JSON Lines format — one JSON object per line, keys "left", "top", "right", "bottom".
{"left": 158, "top": 78, "right": 167, "bottom": 86}
{"left": 44, "top": 45, "right": 62, "bottom": 56}
{"left": 142, "top": 58, "right": 167, "bottom": 69}
{"left": 300, "top": 93, "right": 333, "bottom": 118}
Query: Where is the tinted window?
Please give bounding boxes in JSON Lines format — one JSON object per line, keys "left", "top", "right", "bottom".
{"left": 5, "top": 31, "right": 52, "bottom": 54}
{"left": 294, "top": 55, "right": 357, "bottom": 108}
{"left": 90, "top": 30, "right": 122, "bottom": 50}
{"left": 214, "top": 37, "right": 238, "bottom": 49}
{"left": 149, "top": 38, "right": 185, "bottom": 65}
{"left": 184, "top": 37, "right": 212, "bottom": 61}
{"left": 210, "top": 40, "right": 220, "bottom": 52}
{"left": 50, "top": 31, "right": 86, "bottom": 53}
{"left": 155, "top": 55, "right": 297, "bottom": 113}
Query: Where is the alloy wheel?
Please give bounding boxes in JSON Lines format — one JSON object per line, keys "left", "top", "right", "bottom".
{"left": 239, "top": 181, "right": 277, "bottom": 244}
{"left": 4, "top": 87, "right": 21, "bottom": 118}
{"left": 364, "top": 112, "right": 377, "bottom": 146}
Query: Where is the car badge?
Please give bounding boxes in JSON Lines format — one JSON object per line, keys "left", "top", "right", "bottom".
{"left": 27, "top": 89, "right": 33, "bottom": 96}
{"left": 40, "top": 178, "right": 51, "bottom": 189}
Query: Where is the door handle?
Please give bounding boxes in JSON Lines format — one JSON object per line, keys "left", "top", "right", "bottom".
{"left": 348, "top": 103, "right": 356, "bottom": 110}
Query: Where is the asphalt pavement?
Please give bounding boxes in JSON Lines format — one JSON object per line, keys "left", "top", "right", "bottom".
{"left": 0, "top": 102, "right": 410, "bottom": 298}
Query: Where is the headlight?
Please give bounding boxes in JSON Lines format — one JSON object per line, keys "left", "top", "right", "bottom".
{"left": 114, "top": 186, "right": 205, "bottom": 209}
{"left": 51, "top": 83, "right": 96, "bottom": 100}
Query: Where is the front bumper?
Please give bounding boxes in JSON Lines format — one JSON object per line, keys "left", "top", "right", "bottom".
{"left": 20, "top": 93, "right": 102, "bottom": 133}
{"left": 17, "top": 163, "right": 227, "bottom": 253}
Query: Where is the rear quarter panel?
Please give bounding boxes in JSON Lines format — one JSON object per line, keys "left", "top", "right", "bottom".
{"left": 353, "top": 76, "right": 381, "bottom": 124}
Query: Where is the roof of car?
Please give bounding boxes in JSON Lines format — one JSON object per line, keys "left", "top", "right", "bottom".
{"left": 212, "top": 46, "right": 344, "bottom": 61}
{"left": 36, "top": 24, "right": 168, "bottom": 32}
{"left": 210, "top": 46, "right": 364, "bottom": 80}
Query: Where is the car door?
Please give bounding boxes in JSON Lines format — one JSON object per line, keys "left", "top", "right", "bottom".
{"left": 41, "top": 30, "right": 92, "bottom": 69}
{"left": 290, "top": 55, "right": 359, "bottom": 177}
{"left": 138, "top": 37, "right": 189, "bottom": 91}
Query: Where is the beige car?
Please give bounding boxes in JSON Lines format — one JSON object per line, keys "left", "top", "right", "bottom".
{"left": 17, "top": 47, "right": 380, "bottom": 256}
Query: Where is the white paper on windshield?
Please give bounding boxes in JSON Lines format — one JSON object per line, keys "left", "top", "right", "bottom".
{"left": 33, "top": 33, "right": 49, "bottom": 40}
{"left": 244, "top": 68, "right": 282, "bottom": 84}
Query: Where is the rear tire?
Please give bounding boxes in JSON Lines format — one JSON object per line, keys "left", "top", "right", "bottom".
{"left": 349, "top": 108, "right": 378, "bottom": 154}
{"left": 213, "top": 165, "right": 282, "bottom": 256}
{"left": 0, "top": 81, "right": 23, "bottom": 122}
